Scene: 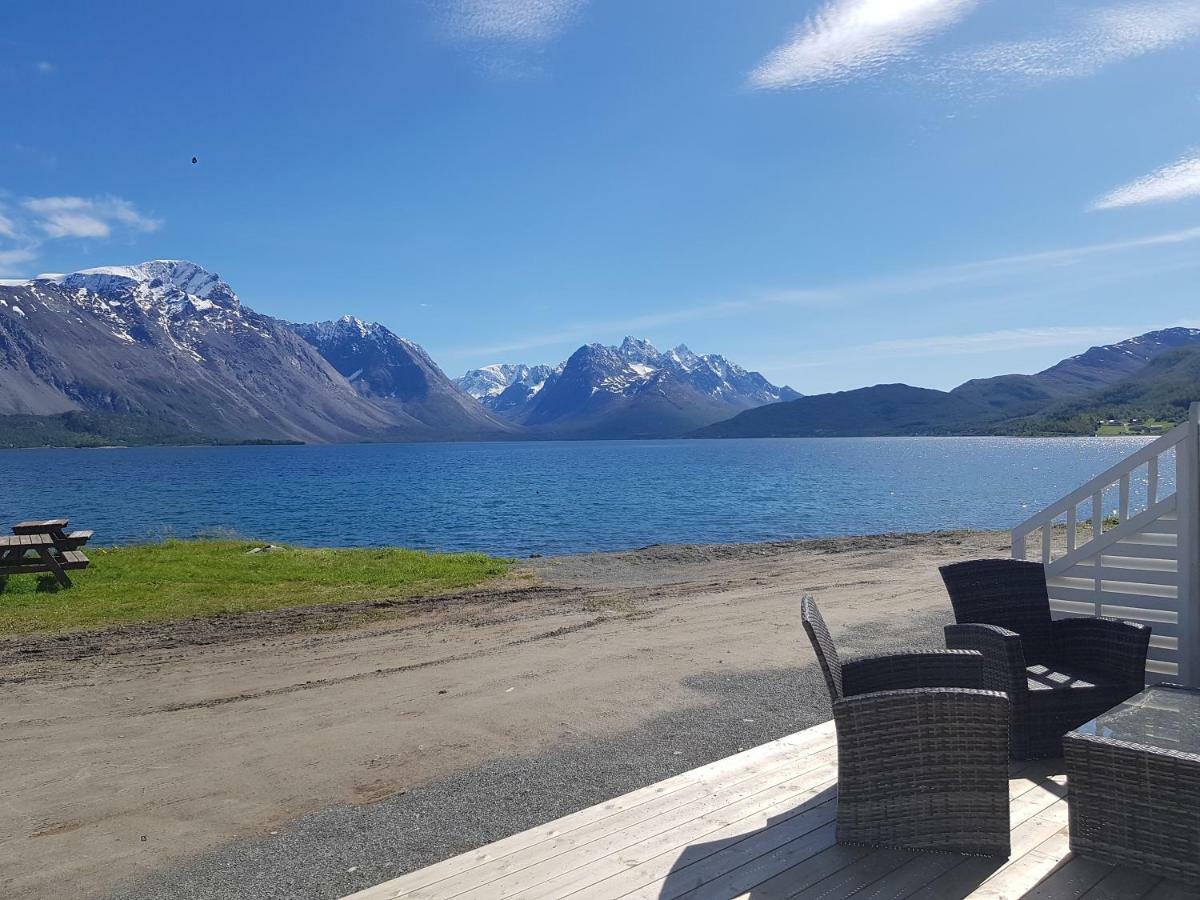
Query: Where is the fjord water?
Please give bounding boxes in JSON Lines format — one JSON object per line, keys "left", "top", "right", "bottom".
{"left": 0, "top": 437, "right": 1167, "bottom": 556}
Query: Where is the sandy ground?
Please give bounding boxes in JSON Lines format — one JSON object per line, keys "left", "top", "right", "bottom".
{"left": 0, "top": 529, "right": 1009, "bottom": 899}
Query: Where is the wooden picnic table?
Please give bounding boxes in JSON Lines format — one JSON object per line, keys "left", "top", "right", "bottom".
{"left": 12, "top": 519, "right": 93, "bottom": 551}
{"left": 0, "top": 533, "right": 89, "bottom": 587}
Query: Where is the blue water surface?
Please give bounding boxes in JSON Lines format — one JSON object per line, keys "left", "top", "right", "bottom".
{"left": 0, "top": 438, "right": 1167, "bottom": 556}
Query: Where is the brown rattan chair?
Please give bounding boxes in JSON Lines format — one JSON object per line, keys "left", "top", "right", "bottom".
{"left": 801, "top": 595, "right": 1011, "bottom": 856}
{"left": 940, "top": 558, "right": 1151, "bottom": 759}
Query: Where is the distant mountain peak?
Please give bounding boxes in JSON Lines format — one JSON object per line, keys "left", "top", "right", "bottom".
{"left": 0, "top": 259, "right": 413, "bottom": 443}
{"left": 619, "top": 335, "right": 659, "bottom": 358}
{"left": 33, "top": 259, "right": 236, "bottom": 307}
{"left": 455, "top": 362, "right": 560, "bottom": 404}
{"left": 297, "top": 316, "right": 424, "bottom": 354}
{"left": 459, "top": 336, "right": 798, "bottom": 436}
{"left": 1062, "top": 327, "right": 1200, "bottom": 365}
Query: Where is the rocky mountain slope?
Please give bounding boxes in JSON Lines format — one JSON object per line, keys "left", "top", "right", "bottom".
{"left": 291, "top": 317, "right": 513, "bottom": 437}
{"left": 0, "top": 261, "right": 500, "bottom": 444}
{"left": 694, "top": 327, "right": 1200, "bottom": 439}
{"left": 8, "top": 257, "right": 1196, "bottom": 445}
{"left": 457, "top": 337, "right": 799, "bottom": 438}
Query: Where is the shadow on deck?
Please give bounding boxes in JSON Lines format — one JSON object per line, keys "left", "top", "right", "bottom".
{"left": 342, "top": 721, "right": 1198, "bottom": 900}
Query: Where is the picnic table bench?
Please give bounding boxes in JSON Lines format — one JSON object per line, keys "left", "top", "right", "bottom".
{"left": 0, "top": 533, "right": 89, "bottom": 587}
{"left": 13, "top": 519, "right": 94, "bottom": 551}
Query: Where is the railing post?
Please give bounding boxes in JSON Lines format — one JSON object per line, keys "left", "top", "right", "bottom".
{"left": 1176, "top": 402, "right": 1200, "bottom": 687}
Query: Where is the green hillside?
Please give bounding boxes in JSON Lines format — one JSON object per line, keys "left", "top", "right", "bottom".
{"left": 1010, "top": 346, "right": 1200, "bottom": 435}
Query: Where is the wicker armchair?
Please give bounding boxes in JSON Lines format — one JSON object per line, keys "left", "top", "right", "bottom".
{"left": 940, "top": 558, "right": 1151, "bottom": 759}
{"left": 801, "top": 595, "right": 1011, "bottom": 856}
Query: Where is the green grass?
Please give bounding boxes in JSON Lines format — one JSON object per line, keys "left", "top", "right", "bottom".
{"left": 0, "top": 540, "right": 512, "bottom": 635}
{"left": 1095, "top": 417, "right": 1175, "bottom": 436}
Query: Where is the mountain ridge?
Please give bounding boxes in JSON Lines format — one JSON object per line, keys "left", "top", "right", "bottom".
{"left": 0, "top": 261, "right": 498, "bottom": 445}
{"left": 4, "top": 258, "right": 1199, "bottom": 446}
{"left": 692, "top": 327, "right": 1200, "bottom": 439}
{"left": 456, "top": 336, "right": 800, "bottom": 438}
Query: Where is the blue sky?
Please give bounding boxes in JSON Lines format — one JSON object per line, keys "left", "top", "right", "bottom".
{"left": 3, "top": 0, "right": 1200, "bottom": 393}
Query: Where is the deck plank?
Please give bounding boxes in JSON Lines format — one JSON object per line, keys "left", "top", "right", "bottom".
{"left": 444, "top": 755, "right": 839, "bottom": 900}
{"left": 557, "top": 790, "right": 837, "bottom": 899}
{"left": 341, "top": 720, "right": 1200, "bottom": 900}
{"left": 349, "top": 724, "right": 836, "bottom": 900}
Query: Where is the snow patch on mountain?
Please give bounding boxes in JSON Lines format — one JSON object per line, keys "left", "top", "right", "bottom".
{"left": 2, "top": 259, "right": 255, "bottom": 362}
{"left": 460, "top": 336, "right": 799, "bottom": 422}
{"left": 456, "top": 363, "right": 560, "bottom": 402}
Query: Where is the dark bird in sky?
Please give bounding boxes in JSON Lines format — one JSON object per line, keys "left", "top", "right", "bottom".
{"left": 191, "top": 156, "right": 198, "bottom": 164}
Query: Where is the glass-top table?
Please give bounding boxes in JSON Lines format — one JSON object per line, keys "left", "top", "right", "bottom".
{"left": 1064, "top": 684, "right": 1200, "bottom": 885}
{"left": 1070, "top": 683, "right": 1200, "bottom": 756}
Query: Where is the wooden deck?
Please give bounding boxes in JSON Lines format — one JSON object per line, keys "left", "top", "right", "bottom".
{"left": 343, "top": 720, "right": 1200, "bottom": 900}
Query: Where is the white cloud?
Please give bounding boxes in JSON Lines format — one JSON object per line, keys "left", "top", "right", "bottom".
{"left": 23, "top": 195, "right": 161, "bottom": 239}
{"left": 1094, "top": 154, "right": 1200, "bottom": 210}
{"left": 445, "top": 0, "right": 585, "bottom": 43}
{"left": 748, "top": 0, "right": 979, "bottom": 90}
{"left": 0, "top": 194, "right": 162, "bottom": 275}
{"left": 946, "top": 1, "right": 1200, "bottom": 84}
{"left": 35, "top": 61, "right": 54, "bottom": 74}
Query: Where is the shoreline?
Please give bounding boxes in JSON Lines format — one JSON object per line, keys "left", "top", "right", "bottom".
{"left": 5, "top": 528, "right": 1009, "bottom": 898}
{"left": 1, "top": 529, "right": 994, "bottom": 664}
{"left": 0, "top": 430, "right": 1161, "bottom": 452}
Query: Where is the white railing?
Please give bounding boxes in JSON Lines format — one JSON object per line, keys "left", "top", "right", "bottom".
{"left": 1012, "top": 403, "right": 1200, "bottom": 686}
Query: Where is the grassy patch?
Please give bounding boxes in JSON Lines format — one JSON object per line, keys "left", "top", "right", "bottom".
{"left": 1095, "top": 417, "right": 1175, "bottom": 436}
{"left": 0, "top": 540, "right": 512, "bottom": 635}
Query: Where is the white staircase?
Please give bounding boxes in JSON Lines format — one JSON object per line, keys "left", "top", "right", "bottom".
{"left": 1011, "top": 402, "right": 1200, "bottom": 686}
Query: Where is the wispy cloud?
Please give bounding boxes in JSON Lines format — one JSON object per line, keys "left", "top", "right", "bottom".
{"left": 23, "top": 195, "right": 161, "bottom": 239}
{"left": 449, "top": 226, "right": 1200, "bottom": 364}
{"left": 863, "top": 325, "right": 1141, "bottom": 356}
{"left": 756, "top": 324, "right": 1150, "bottom": 373}
{"left": 0, "top": 247, "right": 37, "bottom": 269}
{"left": 1094, "top": 153, "right": 1200, "bottom": 210}
{"left": 748, "top": 0, "right": 979, "bottom": 90}
{"left": 908, "top": 226, "right": 1200, "bottom": 280}
{"left": 443, "top": 0, "right": 585, "bottom": 43}
{"left": 0, "top": 194, "right": 162, "bottom": 275}
{"left": 454, "top": 288, "right": 835, "bottom": 358}
{"left": 35, "top": 61, "right": 54, "bottom": 74}
{"left": 944, "top": 1, "right": 1200, "bottom": 85}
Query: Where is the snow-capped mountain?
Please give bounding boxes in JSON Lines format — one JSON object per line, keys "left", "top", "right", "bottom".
{"left": 291, "top": 316, "right": 512, "bottom": 436}
{"left": 455, "top": 363, "right": 561, "bottom": 416}
{"left": 460, "top": 337, "right": 800, "bottom": 438}
{"left": 0, "top": 261, "right": 494, "bottom": 443}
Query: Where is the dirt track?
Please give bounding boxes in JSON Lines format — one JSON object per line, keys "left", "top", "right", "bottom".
{"left": 0, "top": 530, "right": 1009, "bottom": 899}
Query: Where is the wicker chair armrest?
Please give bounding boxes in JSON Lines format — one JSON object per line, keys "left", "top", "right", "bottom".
{"left": 833, "top": 687, "right": 1010, "bottom": 766}
{"left": 945, "top": 623, "right": 1027, "bottom": 699}
{"left": 1052, "top": 616, "right": 1150, "bottom": 685}
{"left": 841, "top": 650, "right": 986, "bottom": 696}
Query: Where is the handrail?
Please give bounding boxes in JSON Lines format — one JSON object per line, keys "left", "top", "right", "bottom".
{"left": 1011, "top": 422, "right": 1186, "bottom": 538}
{"left": 1044, "top": 494, "right": 1176, "bottom": 576}
{"left": 1012, "top": 402, "right": 1200, "bottom": 688}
